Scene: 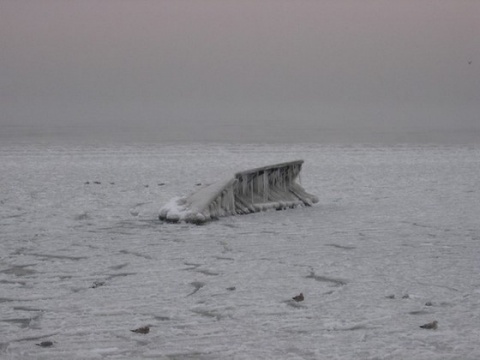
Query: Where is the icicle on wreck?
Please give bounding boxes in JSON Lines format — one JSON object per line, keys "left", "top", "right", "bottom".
{"left": 159, "top": 160, "right": 318, "bottom": 224}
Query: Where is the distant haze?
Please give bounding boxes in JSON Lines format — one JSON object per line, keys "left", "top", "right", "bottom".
{"left": 1, "top": 0, "right": 479, "bottom": 144}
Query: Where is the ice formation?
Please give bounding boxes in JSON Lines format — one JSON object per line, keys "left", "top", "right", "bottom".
{"left": 159, "top": 160, "right": 319, "bottom": 224}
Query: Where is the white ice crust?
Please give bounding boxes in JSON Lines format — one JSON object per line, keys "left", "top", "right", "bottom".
{"left": 159, "top": 177, "right": 236, "bottom": 223}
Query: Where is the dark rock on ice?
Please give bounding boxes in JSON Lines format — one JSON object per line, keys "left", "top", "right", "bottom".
{"left": 420, "top": 320, "right": 438, "bottom": 330}
{"left": 91, "top": 281, "right": 105, "bottom": 288}
{"left": 36, "top": 341, "right": 53, "bottom": 347}
{"left": 292, "top": 293, "right": 304, "bottom": 302}
{"left": 131, "top": 326, "right": 150, "bottom": 334}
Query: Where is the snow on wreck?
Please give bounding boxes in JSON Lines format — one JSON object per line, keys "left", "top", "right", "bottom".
{"left": 159, "top": 160, "right": 318, "bottom": 224}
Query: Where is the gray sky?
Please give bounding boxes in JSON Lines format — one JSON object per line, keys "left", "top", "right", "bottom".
{"left": 1, "top": 0, "right": 479, "bottom": 143}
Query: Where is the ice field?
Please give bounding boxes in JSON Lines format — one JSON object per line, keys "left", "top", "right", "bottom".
{"left": 1, "top": 142, "right": 480, "bottom": 359}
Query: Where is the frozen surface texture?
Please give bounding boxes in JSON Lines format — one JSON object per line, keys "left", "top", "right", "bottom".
{"left": 159, "top": 160, "right": 319, "bottom": 224}
{"left": 1, "top": 143, "right": 480, "bottom": 359}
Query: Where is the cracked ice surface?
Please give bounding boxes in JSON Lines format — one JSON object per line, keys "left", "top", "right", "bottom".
{"left": 1, "top": 143, "right": 480, "bottom": 359}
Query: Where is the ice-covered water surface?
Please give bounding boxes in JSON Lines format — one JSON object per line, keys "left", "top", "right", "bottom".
{"left": 1, "top": 143, "right": 479, "bottom": 359}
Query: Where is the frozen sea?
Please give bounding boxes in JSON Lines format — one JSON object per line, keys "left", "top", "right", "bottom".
{"left": 1, "top": 142, "right": 480, "bottom": 359}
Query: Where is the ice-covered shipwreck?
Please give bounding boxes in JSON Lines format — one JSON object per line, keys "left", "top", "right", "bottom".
{"left": 159, "top": 160, "right": 318, "bottom": 224}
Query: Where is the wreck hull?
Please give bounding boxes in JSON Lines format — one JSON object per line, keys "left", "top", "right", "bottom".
{"left": 159, "top": 160, "right": 318, "bottom": 224}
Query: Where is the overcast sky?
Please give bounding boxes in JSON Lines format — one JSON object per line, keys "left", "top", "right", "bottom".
{"left": 1, "top": 0, "right": 479, "bottom": 143}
